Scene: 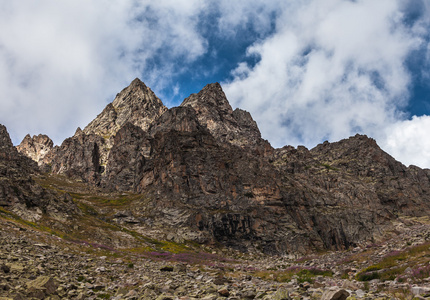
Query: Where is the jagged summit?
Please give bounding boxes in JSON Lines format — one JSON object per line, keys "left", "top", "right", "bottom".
{"left": 83, "top": 78, "right": 167, "bottom": 138}
{"left": 0, "top": 124, "right": 13, "bottom": 150}
{"left": 181, "top": 82, "right": 234, "bottom": 115}
{"left": 181, "top": 82, "right": 272, "bottom": 154}
{"left": 16, "top": 134, "right": 54, "bottom": 165}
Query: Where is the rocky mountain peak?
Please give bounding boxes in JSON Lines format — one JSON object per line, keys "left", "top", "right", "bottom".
{"left": 181, "top": 82, "right": 234, "bottom": 116}
{"left": 74, "top": 127, "right": 83, "bottom": 137}
{"left": 83, "top": 78, "right": 167, "bottom": 138}
{"left": 181, "top": 83, "right": 272, "bottom": 154}
{"left": 16, "top": 134, "right": 54, "bottom": 165}
{"left": 310, "top": 134, "right": 405, "bottom": 177}
{"left": 0, "top": 124, "right": 13, "bottom": 150}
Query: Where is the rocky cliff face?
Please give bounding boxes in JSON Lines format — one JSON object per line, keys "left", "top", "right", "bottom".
{"left": 12, "top": 79, "right": 430, "bottom": 254}
{"left": 47, "top": 131, "right": 105, "bottom": 185}
{"left": 0, "top": 125, "right": 78, "bottom": 221}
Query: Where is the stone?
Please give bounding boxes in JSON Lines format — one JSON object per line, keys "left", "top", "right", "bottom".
{"left": 355, "top": 289, "right": 366, "bottom": 298}
{"left": 321, "top": 288, "right": 350, "bottom": 300}
{"left": 411, "top": 286, "right": 430, "bottom": 296}
{"left": 26, "top": 276, "right": 58, "bottom": 298}
{"left": 1, "top": 264, "right": 10, "bottom": 273}
{"left": 218, "top": 287, "right": 230, "bottom": 297}
{"left": 272, "top": 289, "right": 290, "bottom": 300}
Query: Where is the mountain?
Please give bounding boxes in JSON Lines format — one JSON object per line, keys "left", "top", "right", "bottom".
{"left": 0, "top": 125, "right": 78, "bottom": 221}
{"left": 12, "top": 78, "right": 430, "bottom": 255}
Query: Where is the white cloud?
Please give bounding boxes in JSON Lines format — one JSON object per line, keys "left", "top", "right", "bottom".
{"left": 223, "top": 0, "right": 429, "bottom": 165}
{"left": 0, "top": 0, "right": 208, "bottom": 145}
{"left": 381, "top": 115, "right": 430, "bottom": 167}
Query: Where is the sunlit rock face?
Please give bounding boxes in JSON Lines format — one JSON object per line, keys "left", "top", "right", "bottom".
{"left": 17, "top": 134, "right": 54, "bottom": 165}
{"left": 84, "top": 78, "right": 167, "bottom": 138}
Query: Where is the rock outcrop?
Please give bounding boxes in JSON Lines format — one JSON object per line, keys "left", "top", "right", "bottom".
{"left": 102, "top": 122, "right": 149, "bottom": 191}
{"left": 16, "top": 134, "right": 53, "bottom": 165}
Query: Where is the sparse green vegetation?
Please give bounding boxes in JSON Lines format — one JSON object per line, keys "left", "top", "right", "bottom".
{"left": 97, "top": 293, "right": 111, "bottom": 299}
{"left": 254, "top": 266, "right": 333, "bottom": 283}
{"left": 320, "top": 163, "right": 339, "bottom": 171}
{"left": 356, "top": 242, "right": 430, "bottom": 282}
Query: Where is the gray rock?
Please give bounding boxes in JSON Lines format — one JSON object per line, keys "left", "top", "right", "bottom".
{"left": 321, "top": 288, "right": 350, "bottom": 300}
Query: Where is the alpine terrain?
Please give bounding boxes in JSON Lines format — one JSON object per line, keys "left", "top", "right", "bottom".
{"left": 1, "top": 78, "right": 429, "bottom": 299}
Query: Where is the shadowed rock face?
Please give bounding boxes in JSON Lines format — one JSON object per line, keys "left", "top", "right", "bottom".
{"left": 102, "top": 122, "right": 149, "bottom": 191}
{"left": 13, "top": 79, "right": 430, "bottom": 254}
{"left": 47, "top": 131, "right": 104, "bottom": 185}
{"left": 0, "top": 125, "right": 78, "bottom": 221}
{"left": 273, "top": 135, "right": 430, "bottom": 250}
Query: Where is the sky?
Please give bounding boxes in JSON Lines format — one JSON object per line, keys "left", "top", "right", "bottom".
{"left": 1, "top": 0, "right": 430, "bottom": 168}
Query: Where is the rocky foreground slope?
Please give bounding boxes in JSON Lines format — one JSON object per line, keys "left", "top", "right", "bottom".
{"left": 0, "top": 206, "right": 429, "bottom": 299}
{"left": 12, "top": 78, "right": 430, "bottom": 256}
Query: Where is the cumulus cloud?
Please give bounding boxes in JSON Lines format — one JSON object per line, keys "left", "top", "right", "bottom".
{"left": 382, "top": 115, "right": 430, "bottom": 167}
{"left": 0, "top": 0, "right": 208, "bottom": 145}
{"left": 224, "top": 0, "right": 425, "bottom": 149}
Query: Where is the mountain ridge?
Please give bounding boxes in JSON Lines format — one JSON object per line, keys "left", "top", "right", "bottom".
{"left": 9, "top": 78, "right": 430, "bottom": 255}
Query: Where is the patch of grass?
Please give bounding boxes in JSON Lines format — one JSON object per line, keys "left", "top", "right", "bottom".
{"left": 126, "top": 246, "right": 154, "bottom": 254}
{"left": 160, "top": 240, "right": 191, "bottom": 253}
{"left": 337, "top": 250, "right": 372, "bottom": 265}
{"left": 77, "top": 202, "right": 98, "bottom": 216}
{"left": 356, "top": 242, "right": 430, "bottom": 282}
{"left": 388, "top": 288, "right": 413, "bottom": 300}
{"left": 0, "top": 207, "right": 65, "bottom": 238}
{"left": 356, "top": 270, "right": 380, "bottom": 281}
{"left": 254, "top": 266, "right": 333, "bottom": 283}
{"left": 320, "top": 163, "right": 339, "bottom": 171}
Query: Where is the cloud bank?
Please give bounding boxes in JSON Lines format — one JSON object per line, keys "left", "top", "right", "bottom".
{"left": 224, "top": 1, "right": 429, "bottom": 159}
{"left": 0, "top": 1, "right": 209, "bottom": 144}
{"left": 0, "top": 0, "right": 430, "bottom": 168}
